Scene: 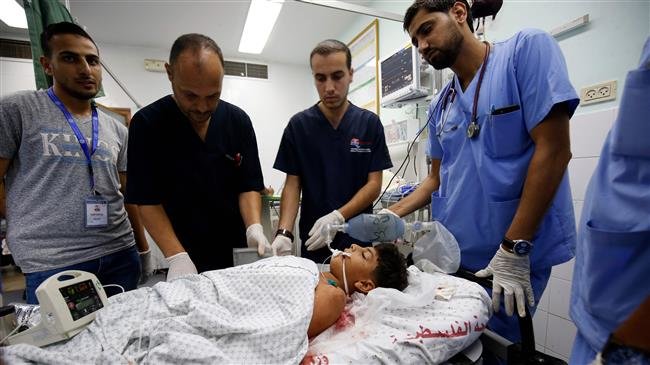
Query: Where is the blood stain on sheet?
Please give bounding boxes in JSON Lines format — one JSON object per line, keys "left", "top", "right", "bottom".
{"left": 301, "top": 353, "right": 329, "bottom": 365}
{"left": 334, "top": 308, "right": 355, "bottom": 331}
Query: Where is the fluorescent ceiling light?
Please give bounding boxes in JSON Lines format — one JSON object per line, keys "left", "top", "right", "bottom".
{"left": 0, "top": 0, "right": 28, "bottom": 29}
{"left": 239, "top": 0, "right": 284, "bottom": 54}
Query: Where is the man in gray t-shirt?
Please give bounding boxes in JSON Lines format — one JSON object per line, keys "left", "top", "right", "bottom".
{"left": 0, "top": 22, "right": 148, "bottom": 304}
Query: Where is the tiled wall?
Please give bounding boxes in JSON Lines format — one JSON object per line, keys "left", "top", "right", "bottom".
{"left": 533, "top": 108, "right": 618, "bottom": 361}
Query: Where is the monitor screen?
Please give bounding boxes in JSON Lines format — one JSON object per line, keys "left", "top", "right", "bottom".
{"left": 381, "top": 45, "right": 414, "bottom": 98}
{"left": 60, "top": 279, "right": 104, "bottom": 321}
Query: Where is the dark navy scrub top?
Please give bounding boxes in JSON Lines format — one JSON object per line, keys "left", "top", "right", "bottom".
{"left": 126, "top": 96, "right": 264, "bottom": 272}
{"left": 274, "top": 103, "right": 392, "bottom": 262}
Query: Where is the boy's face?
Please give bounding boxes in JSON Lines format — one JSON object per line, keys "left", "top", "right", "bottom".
{"left": 330, "top": 244, "right": 378, "bottom": 294}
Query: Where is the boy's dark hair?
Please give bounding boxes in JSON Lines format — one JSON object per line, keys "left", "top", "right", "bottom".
{"left": 169, "top": 33, "right": 224, "bottom": 67}
{"left": 40, "top": 22, "right": 97, "bottom": 58}
{"left": 310, "top": 39, "right": 352, "bottom": 70}
{"left": 373, "top": 243, "right": 409, "bottom": 291}
{"left": 403, "top": 0, "right": 474, "bottom": 34}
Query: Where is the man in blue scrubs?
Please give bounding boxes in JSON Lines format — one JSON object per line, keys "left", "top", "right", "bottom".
{"left": 384, "top": 0, "right": 579, "bottom": 342}
{"left": 272, "top": 40, "right": 392, "bottom": 263}
{"left": 570, "top": 37, "right": 650, "bottom": 364}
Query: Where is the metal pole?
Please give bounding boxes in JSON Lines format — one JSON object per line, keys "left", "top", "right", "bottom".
{"left": 294, "top": 0, "right": 403, "bottom": 22}
{"left": 100, "top": 60, "right": 143, "bottom": 109}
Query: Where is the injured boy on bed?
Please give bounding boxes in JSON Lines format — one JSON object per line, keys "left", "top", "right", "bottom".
{"left": 310, "top": 243, "right": 408, "bottom": 337}
{"left": 3, "top": 244, "right": 409, "bottom": 364}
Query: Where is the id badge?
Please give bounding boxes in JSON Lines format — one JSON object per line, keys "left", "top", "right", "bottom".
{"left": 85, "top": 196, "right": 108, "bottom": 228}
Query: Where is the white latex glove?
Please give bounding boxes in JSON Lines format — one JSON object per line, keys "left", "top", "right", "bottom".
{"left": 271, "top": 235, "right": 293, "bottom": 256}
{"left": 166, "top": 252, "right": 198, "bottom": 281}
{"left": 246, "top": 223, "right": 270, "bottom": 256}
{"left": 475, "top": 247, "right": 535, "bottom": 317}
{"left": 305, "top": 210, "right": 345, "bottom": 251}
{"left": 138, "top": 249, "right": 155, "bottom": 284}
{"left": 377, "top": 208, "right": 400, "bottom": 218}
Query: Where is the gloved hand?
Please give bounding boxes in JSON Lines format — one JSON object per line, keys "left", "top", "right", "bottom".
{"left": 138, "top": 249, "right": 155, "bottom": 284}
{"left": 475, "top": 247, "right": 535, "bottom": 317}
{"left": 246, "top": 223, "right": 270, "bottom": 256}
{"left": 306, "top": 210, "right": 345, "bottom": 251}
{"left": 166, "top": 252, "right": 198, "bottom": 281}
{"left": 271, "top": 235, "right": 293, "bottom": 256}
{"left": 377, "top": 208, "right": 400, "bottom": 218}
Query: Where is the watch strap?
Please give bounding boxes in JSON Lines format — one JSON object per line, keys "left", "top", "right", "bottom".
{"left": 275, "top": 229, "right": 294, "bottom": 241}
{"left": 501, "top": 237, "right": 516, "bottom": 253}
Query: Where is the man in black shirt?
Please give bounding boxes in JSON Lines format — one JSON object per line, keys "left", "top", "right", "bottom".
{"left": 126, "top": 34, "right": 268, "bottom": 280}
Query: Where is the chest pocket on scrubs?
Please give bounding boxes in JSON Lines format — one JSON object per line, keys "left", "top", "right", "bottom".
{"left": 484, "top": 108, "right": 529, "bottom": 158}
{"left": 580, "top": 221, "right": 650, "bottom": 321}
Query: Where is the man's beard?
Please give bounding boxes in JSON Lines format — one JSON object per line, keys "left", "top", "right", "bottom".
{"left": 62, "top": 82, "right": 98, "bottom": 100}
{"left": 423, "top": 26, "right": 464, "bottom": 70}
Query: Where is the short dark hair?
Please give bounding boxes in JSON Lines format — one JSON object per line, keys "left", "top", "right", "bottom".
{"left": 169, "top": 33, "right": 224, "bottom": 67}
{"left": 373, "top": 243, "right": 409, "bottom": 291}
{"left": 403, "top": 0, "right": 474, "bottom": 34}
{"left": 310, "top": 39, "right": 352, "bottom": 70}
{"left": 40, "top": 22, "right": 97, "bottom": 58}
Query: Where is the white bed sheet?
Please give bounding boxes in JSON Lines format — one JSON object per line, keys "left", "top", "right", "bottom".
{"left": 3, "top": 256, "right": 318, "bottom": 365}
{"left": 303, "top": 266, "right": 492, "bottom": 364}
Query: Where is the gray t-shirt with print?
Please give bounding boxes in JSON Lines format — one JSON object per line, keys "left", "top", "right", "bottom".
{"left": 0, "top": 90, "right": 135, "bottom": 273}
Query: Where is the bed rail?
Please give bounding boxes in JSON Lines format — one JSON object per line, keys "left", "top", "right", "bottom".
{"left": 454, "top": 268, "right": 567, "bottom": 365}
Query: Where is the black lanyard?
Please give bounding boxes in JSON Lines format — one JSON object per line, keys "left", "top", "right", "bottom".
{"left": 467, "top": 41, "right": 490, "bottom": 139}
{"left": 441, "top": 41, "right": 491, "bottom": 139}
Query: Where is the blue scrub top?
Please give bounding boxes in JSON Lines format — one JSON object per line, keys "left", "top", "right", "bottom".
{"left": 570, "top": 37, "right": 650, "bottom": 359}
{"left": 274, "top": 103, "right": 392, "bottom": 261}
{"left": 427, "top": 29, "right": 580, "bottom": 273}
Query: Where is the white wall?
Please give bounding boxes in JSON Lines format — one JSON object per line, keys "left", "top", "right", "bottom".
{"left": 220, "top": 64, "right": 317, "bottom": 190}
{"left": 337, "top": 1, "right": 650, "bottom": 361}
{"left": 0, "top": 57, "right": 36, "bottom": 98}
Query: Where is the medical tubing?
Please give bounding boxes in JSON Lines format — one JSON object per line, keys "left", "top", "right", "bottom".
{"left": 373, "top": 112, "right": 431, "bottom": 208}
{"left": 0, "top": 305, "right": 34, "bottom": 345}
{"left": 102, "top": 284, "right": 125, "bottom": 293}
{"left": 341, "top": 257, "right": 349, "bottom": 295}
{"left": 0, "top": 323, "right": 23, "bottom": 345}
{"left": 320, "top": 247, "right": 351, "bottom": 295}
{"left": 322, "top": 223, "right": 348, "bottom": 245}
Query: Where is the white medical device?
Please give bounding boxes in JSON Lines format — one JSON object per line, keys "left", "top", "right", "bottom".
{"left": 7, "top": 270, "right": 108, "bottom": 347}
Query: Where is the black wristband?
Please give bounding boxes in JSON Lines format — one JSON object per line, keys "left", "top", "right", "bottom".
{"left": 602, "top": 335, "right": 650, "bottom": 363}
{"left": 501, "top": 237, "right": 515, "bottom": 253}
{"left": 275, "top": 229, "right": 294, "bottom": 241}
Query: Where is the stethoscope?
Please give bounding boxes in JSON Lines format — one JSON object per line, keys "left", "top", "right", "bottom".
{"left": 436, "top": 41, "right": 491, "bottom": 139}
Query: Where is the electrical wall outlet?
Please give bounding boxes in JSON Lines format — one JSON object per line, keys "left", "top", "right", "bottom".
{"left": 144, "top": 59, "right": 166, "bottom": 73}
{"left": 580, "top": 80, "right": 617, "bottom": 105}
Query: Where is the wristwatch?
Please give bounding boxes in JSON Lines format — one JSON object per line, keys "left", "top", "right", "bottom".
{"left": 275, "top": 229, "right": 294, "bottom": 241}
{"left": 601, "top": 335, "right": 650, "bottom": 363}
{"left": 501, "top": 237, "right": 533, "bottom": 256}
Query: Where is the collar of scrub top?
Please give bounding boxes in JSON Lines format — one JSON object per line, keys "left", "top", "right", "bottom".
{"left": 437, "top": 41, "right": 491, "bottom": 139}
{"left": 46, "top": 87, "right": 100, "bottom": 194}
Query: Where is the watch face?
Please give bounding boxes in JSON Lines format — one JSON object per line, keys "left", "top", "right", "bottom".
{"left": 513, "top": 240, "right": 532, "bottom": 255}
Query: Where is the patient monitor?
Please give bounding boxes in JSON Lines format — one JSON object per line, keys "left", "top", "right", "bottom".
{"left": 7, "top": 270, "right": 108, "bottom": 347}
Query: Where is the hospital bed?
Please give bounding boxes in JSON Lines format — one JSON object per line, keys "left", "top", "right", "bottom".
{"left": 0, "top": 256, "right": 566, "bottom": 365}
{"left": 451, "top": 268, "right": 567, "bottom": 365}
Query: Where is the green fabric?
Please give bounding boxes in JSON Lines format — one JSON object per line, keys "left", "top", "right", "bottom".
{"left": 23, "top": 0, "right": 103, "bottom": 97}
{"left": 24, "top": 0, "right": 74, "bottom": 90}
